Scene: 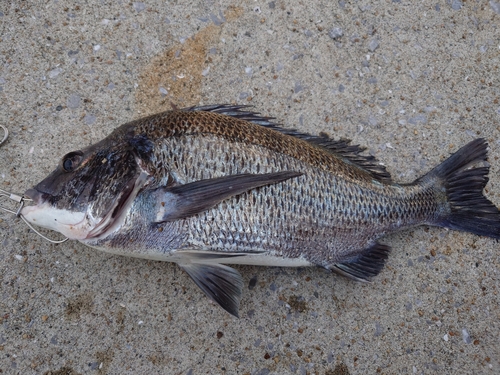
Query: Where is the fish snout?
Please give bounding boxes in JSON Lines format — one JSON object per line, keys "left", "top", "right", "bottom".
{"left": 24, "top": 188, "right": 43, "bottom": 205}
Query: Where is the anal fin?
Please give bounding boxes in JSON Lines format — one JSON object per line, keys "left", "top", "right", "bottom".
{"left": 331, "top": 243, "right": 390, "bottom": 282}
{"left": 178, "top": 262, "right": 243, "bottom": 317}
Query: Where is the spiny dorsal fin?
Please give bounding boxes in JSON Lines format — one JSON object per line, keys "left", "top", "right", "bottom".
{"left": 185, "top": 105, "right": 392, "bottom": 183}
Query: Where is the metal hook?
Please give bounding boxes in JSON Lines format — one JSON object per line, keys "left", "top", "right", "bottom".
{"left": 19, "top": 214, "right": 69, "bottom": 244}
{"left": 1, "top": 126, "right": 69, "bottom": 244}
{"left": 0, "top": 125, "right": 8, "bottom": 146}
{"left": 0, "top": 187, "right": 69, "bottom": 244}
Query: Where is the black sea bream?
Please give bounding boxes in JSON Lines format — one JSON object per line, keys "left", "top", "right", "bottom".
{"left": 22, "top": 105, "right": 500, "bottom": 316}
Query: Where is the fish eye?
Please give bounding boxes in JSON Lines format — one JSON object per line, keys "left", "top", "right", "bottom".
{"left": 62, "top": 151, "right": 83, "bottom": 172}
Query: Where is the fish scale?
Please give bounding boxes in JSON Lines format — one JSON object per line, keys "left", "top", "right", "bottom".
{"left": 20, "top": 105, "right": 500, "bottom": 316}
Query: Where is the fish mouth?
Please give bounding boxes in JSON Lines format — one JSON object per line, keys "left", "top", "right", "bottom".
{"left": 20, "top": 191, "right": 88, "bottom": 240}
{"left": 24, "top": 188, "right": 45, "bottom": 205}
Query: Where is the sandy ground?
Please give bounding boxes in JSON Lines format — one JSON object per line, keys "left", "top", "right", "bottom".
{"left": 1, "top": 1, "right": 499, "bottom": 374}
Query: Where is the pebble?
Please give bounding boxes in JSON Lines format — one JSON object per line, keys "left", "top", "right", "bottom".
{"left": 133, "top": 2, "right": 146, "bottom": 13}
{"left": 67, "top": 94, "right": 81, "bottom": 109}
{"left": 294, "top": 82, "right": 303, "bottom": 93}
{"left": 48, "top": 67, "right": 62, "bottom": 79}
{"left": 84, "top": 114, "right": 96, "bottom": 125}
{"left": 462, "top": 328, "right": 472, "bottom": 344}
{"left": 210, "top": 13, "right": 224, "bottom": 26}
{"left": 491, "top": 1, "right": 500, "bottom": 14}
{"left": 451, "top": 0, "right": 463, "bottom": 10}
{"left": 368, "top": 39, "right": 380, "bottom": 52}
{"left": 328, "top": 28, "right": 343, "bottom": 40}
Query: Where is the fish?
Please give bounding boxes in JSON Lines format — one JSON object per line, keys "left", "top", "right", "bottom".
{"left": 21, "top": 105, "right": 500, "bottom": 316}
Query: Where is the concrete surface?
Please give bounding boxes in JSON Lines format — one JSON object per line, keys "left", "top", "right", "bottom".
{"left": 1, "top": 1, "right": 499, "bottom": 374}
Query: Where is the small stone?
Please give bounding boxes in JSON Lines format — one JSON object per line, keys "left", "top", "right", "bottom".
{"left": 408, "top": 115, "right": 427, "bottom": 125}
{"left": 462, "top": 328, "right": 472, "bottom": 344}
{"left": 368, "top": 39, "right": 380, "bottom": 52}
{"left": 67, "top": 94, "right": 81, "bottom": 109}
{"left": 210, "top": 13, "right": 224, "bottom": 26}
{"left": 451, "top": 0, "right": 463, "bottom": 10}
{"left": 84, "top": 114, "right": 96, "bottom": 125}
{"left": 48, "top": 67, "right": 62, "bottom": 78}
{"left": 294, "top": 82, "right": 303, "bottom": 93}
{"left": 328, "top": 27, "right": 343, "bottom": 40}
{"left": 248, "top": 276, "right": 257, "bottom": 290}
{"left": 490, "top": 1, "right": 500, "bottom": 14}
{"left": 133, "top": 2, "right": 146, "bottom": 12}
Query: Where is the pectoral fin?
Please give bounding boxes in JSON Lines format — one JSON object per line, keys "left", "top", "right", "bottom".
{"left": 178, "top": 262, "right": 243, "bottom": 317}
{"left": 154, "top": 171, "right": 301, "bottom": 222}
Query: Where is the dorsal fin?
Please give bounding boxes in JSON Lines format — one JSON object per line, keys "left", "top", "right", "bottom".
{"left": 185, "top": 104, "right": 392, "bottom": 183}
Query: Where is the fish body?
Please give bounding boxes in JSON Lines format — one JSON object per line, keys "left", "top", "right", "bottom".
{"left": 22, "top": 105, "right": 500, "bottom": 316}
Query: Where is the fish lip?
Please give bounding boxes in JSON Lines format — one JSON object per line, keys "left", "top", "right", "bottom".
{"left": 24, "top": 188, "right": 45, "bottom": 205}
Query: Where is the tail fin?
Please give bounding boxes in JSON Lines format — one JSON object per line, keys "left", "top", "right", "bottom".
{"left": 418, "top": 138, "right": 500, "bottom": 239}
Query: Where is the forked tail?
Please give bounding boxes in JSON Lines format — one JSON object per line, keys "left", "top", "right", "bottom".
{"left": 418, "top": 138, "right": 500, "bottom": 239}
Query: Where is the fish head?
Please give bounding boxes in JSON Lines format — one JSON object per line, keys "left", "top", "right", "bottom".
{"left": 21, "top": 127, "right": 152, "bottom": 241}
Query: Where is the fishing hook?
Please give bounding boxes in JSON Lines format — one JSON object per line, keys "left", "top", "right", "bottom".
{"left": 0, "top": 124, "right": 8, "bottom": 146}
{"left": 0, "top": 125, "right": 69, "bottom": 244}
